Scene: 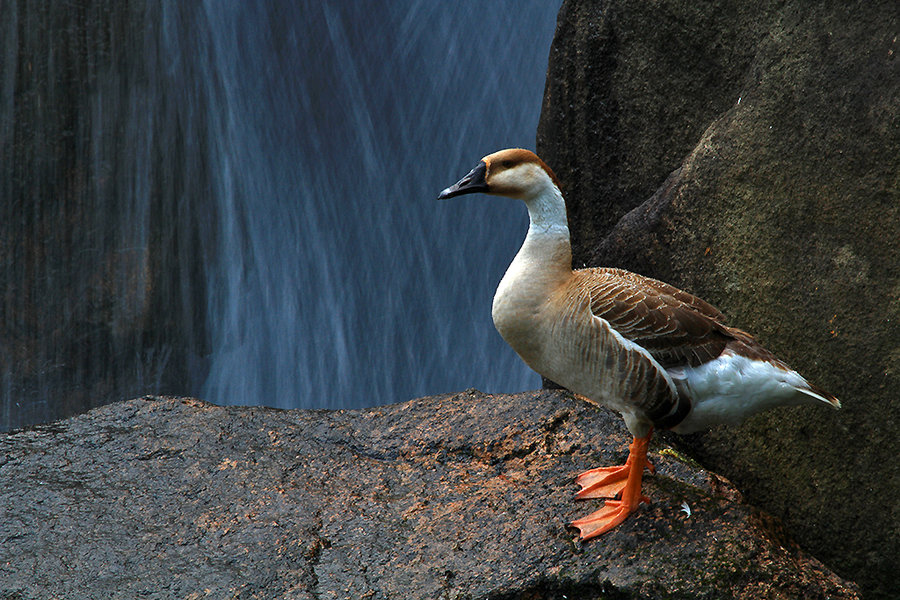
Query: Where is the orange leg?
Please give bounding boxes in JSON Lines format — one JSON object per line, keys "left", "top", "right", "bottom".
{"left": 570, "top": 431, "right": 653, "bottom": 540}
{"left": 574, "top": 438, "right": 655, "bottom": 499}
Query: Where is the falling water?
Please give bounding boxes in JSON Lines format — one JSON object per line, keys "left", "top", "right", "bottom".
{"left": 197, "top": 1, "right": 561, "bottom": 409}
{"left": 0, "top": 1, "right": 560, "bottom": 430}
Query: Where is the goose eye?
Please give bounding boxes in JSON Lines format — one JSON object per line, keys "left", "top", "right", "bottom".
{"left": 501, "top": 160, "right": 514, "bottom": 168}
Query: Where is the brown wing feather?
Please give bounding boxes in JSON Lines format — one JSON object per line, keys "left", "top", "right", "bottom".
{"left": 574, "top": 268, "right": 737, "bottom": 369}
{"left": 549, "top": 276, "right": 686, "bottom": 429}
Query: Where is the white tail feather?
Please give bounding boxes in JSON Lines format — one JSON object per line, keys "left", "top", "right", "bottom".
{"left": 795, "top": 386, "right": 841, "bottom": 408}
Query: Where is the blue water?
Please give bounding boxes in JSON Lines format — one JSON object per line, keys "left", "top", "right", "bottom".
{"left": 0, "top": 1, "right": 560, "bottom": 430}
{"left": 194, "top": 2, "right": 560, "bottom": 409}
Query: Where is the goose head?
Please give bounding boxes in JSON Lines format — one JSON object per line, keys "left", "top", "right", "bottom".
{"left": 438, "top": 148, "right": 561, "bottom": 201}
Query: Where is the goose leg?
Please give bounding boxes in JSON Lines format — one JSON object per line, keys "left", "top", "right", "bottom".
{"left": 570, "top": 432, "right": 652, "bottom": 540}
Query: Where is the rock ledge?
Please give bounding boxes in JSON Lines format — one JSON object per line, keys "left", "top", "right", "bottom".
{"left": 0, "top": 392, "right": 858, "bottom": 599}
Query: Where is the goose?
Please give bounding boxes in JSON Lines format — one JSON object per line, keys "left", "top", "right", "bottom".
{"left": 438, "top": 148, "right": 840, "bottom": 540}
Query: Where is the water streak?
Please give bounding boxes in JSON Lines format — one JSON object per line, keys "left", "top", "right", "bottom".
{"left": 0, "top": 1, "right": 559, "bottom": 430}
{"left": 196, "top": 1, "right": 558, "bottom": 409}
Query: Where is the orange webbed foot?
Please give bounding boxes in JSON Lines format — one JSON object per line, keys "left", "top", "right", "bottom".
{"left": 574, "top": 464, "right": 631, "bottom": 499}
{"left": 574, "top": 456, "right": 655, "bottom": 499}
{"left": 571, "top": 431, "right": 653, "bottom": 540}
{"left": 570, "top": 497, "right": 648, "bottom": 540}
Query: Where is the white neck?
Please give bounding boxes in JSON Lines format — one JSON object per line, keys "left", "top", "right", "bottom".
{"left": 511, "top": 180, "right": 572, "bottom": 279}
{"left": 522, "top": 181, "right": 570, "bottom": 236}
{"left": 491, "top": 181, "right": 572, "bottom": 364}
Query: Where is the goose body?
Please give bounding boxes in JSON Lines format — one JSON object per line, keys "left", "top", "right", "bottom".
{"left": 440, "top": 148, "right": 840, "bottom": 539}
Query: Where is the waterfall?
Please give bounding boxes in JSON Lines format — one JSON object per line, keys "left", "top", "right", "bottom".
{"left": 0, "top": 1, "right": 560, "bottom": 430}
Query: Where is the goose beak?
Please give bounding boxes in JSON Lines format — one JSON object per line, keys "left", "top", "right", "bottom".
{"left": 438, "top": 162, "right": 488, "bottom": 199}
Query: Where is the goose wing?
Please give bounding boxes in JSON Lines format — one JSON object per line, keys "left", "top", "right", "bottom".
{"left": 575, "top": 268, "right": 734, "bottom": 369}
{"left": 548, "top": 274, "right": 688, "bottom": 432}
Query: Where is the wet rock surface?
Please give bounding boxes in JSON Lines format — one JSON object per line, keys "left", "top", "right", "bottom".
{"left": 537, "top": 1, "right": 900, "bottom": 597}
{"left": 1, "top": 393, "right": 858, "bottom": 599}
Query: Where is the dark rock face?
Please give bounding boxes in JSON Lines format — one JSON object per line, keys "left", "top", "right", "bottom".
{"left": 537, "top": 1, "right": 899, "bottom": 598}
{"left": 537, "top": 0, "right": 784, "bottom": 266}
{"left": 0, "top": 394, "right": 858, "bottom": 599}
